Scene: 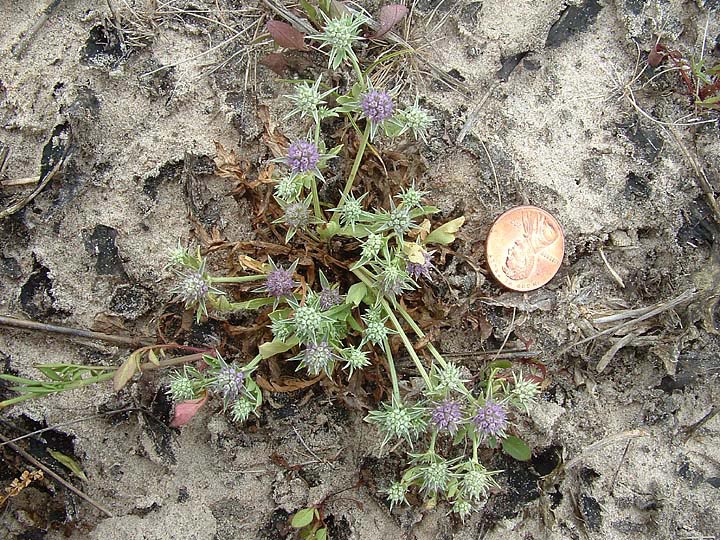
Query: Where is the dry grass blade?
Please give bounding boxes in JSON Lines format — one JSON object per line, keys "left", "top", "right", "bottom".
{"left": 561, "top": 288, "right": 698, "bottom": 355}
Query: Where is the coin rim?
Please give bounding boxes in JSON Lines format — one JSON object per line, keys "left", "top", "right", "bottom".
{"left": 485, "top": 205, "right": 565, "bottom": 292}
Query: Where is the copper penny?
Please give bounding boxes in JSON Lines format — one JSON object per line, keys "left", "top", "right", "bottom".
{"left": 486, "top": 205, "right": 564, "bottom": 292}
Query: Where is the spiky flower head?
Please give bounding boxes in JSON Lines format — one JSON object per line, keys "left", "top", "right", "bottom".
{"left": 382, "top": 204, "right": 412, "bottom": 236}
{"left": 213, "top": 362, "right": 245, "bottom": 408}
{"left": 167, "top": 242, "right": 192, "bottom": 268}
{"left": 275, "top": 174, "right": 303, "bottom": 202}
{"left": 452, "top": 497, "right": 473, "bottom": 520}
{"left": 294, "top": 304, "right": 324, "bottom": 343}
{"left": 473, "top": 400, "right": 508, "bottom": 439}
{"left": 421, "top": 459, "right": 452, "bottom": 495}
{"left": 361, "top": 90, "right": 394, "bottom": 123}
{"left": 510, "top": 372, "right": 540, "bottom": 413}
{"left": 386, "top": 481, "right": 408, "bottom": 510}
{"left": 395, "top": 99, "right": 435, "bottom": 143}
{"left": 170, "top": 258, "right": 224, "bottom": 322}
{"left": 396, "top": 183, "right": 429, "bottom": 209}
{"left": 274, "top": 196, "right": 319, "bottom": 241}
{"left": 313, "top": 13, "right": 366, "bottom": 69}
{"left": 365, "top": 399, "right": 427, "bottom": 447}
{"left": 300, "top": 341, "right": 336, "bottom": 376}
{"left": 406, "top": 250, "right": 435, "bottom": 281}
{"left": 341, "top": 346, "right": 370, "bottom": 376}
{"left": 433, "top": 362, "right": 470, "bottom": 396}
{"left": 319, "top": 285, "right": 343, "bottom": 310}
{"left": 284, "top": 77, "right": 336, "bottom": 124}
{"left": 362, "top": 309, "right": 392, "bottom": 346}
{"left": 230, "top": 397, "right": 256, "bottom": 423}
{"left": 167, "top": 370, "right": 197, "bottom": 402}
{"left": 270, "top": 317, "right": 292, "bottom": 341}
{"left": 379, "top": 261, "right": 413, "bottom": 297}
{"left": 257, "top": 257, "right": 298, "bottom": 304}
{"left": 461, "top": 463, "right": 497, "bottom": 501}
{"left": 332, "top": 191, "right": 370, "bottom": 231}
{"left": 360, "top": 233, "right": 384, "bottom": 263}
{"left": 174, "top": 272, "right": 209, "bottom": 304}
{"left": 287, "top": 140, "right": 320, "bottom": 174}
{"left": 430, "top": 399, "right": 464, "bottom": 434}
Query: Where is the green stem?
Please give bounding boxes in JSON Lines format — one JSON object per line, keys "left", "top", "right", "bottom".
{"left": 381, "top": 299, "right": 433, "bottom": 390}
{"left": 310, "top": 178, "right": 323, "bottom": 221}
{"left": 350, "top": 55, "right": 364, "bottom": 84}
{"left": 0, "top": 371, "right": 116, "bottom": 408}
{"left": 393, "top": 299, "right": 448, "bottom": 368}
{"left": 244, "top": 353, "right": 264, "bottom": 373}
{"left": 429, "top": 431, "right": 437, "bottom": 453}
{"left": 383, "top": 336, "right": 401, "bottom": 400}
{"left": 331, "top": 122, "right": 371, "bottom": 226}
{"left": 211, "top": 275, "right": 266, "bottom": 284}
{"left": 472, "top": 433, "right": 479, "bottom": 462}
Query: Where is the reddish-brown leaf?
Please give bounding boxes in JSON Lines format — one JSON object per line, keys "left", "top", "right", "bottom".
{"left": 266, "top": 21, "right": 306, "bottom": 51}
{"left": 170, "top": 393, "right": 208, "bottom": 427}
{"left": 260, "top": 52, "right": 289, "bottom": 75}
{"left": 373, "top": 4, "right": 408, "bottom": 39}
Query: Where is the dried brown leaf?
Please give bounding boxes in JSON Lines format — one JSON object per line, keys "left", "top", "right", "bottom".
{"left": 373, "top": 5, "right": 408, "bottom": 39}
{"left": 260, "top": 52, "right": 289, "bottom": 75}
{"left": 266, "top": 21, "right": 307, "bottom": 51}
{"left": 113, "top": 352, "right": 139, "bottom": 392}
{"left": 256, "top": 374, "right": 323, "bottom": 393}
{"left": 214, "top": 141, "right": 247, "bottom": 181}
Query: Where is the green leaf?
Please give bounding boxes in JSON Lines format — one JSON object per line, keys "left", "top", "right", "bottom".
{"left": 259, "top": 336, "right": 300, "bottom": 359}
{"left": 345, "top": 282, "right": 367, "bottom": 307}
{"left": 487, "top": 360, "right": 513, "bottom": 370}
{"left": 232, "top": 297, "right": 277, "bottom": 310}
{"left": 425, "top": 216, "right": 466, "bottom": 245}
{"left": 502, "top": 435, "right": 532, "bottom": 461}
{"left": 48, "top": 449, "right": 89, "bottom": 481}
{"left": 36, "top": 366, "right": 65, "bottom": 381}
{"left": 291, "top": 507, "right": 315, "bottom": 529}
{"left": 300, "top": 0, "right": 319, "bottom": 24}
{"left": 316, "top": 528, "right": 327, "bottom": 540}
{"left": 409, "top": 205, "right": 440, "bottom": 218}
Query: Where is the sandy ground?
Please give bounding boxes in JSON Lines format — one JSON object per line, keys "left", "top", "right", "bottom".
{"left": 1, "top": 1, "right": 719, "bottom": 539}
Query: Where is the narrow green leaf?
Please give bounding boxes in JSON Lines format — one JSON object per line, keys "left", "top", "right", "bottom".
{"left": 36, "top": 366, "right": 65, "bottom": 381}
{"left": 48, "top": 449, "right": 89, "bottom": 481}
{"left": 291, "top": 507, "right": 315, "bottom": 528}
{"left": 487, "top": 360, "right": 513, "bottom": 370}
{"left": 502, "top": 435, "right": 532, "bottom": 461}
{"left": 425, "top": 216, "right": 466, "bottom": 245}
{"left": 232, "top": 297, "right": 276, "bottom": 310}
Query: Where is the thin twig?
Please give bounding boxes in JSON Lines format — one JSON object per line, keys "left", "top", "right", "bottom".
{"left": 560, "top": 288, "right": 698, "bottom": 354}
{"left": 683, "top": 404, "right": 720, "bottom": 443}
{"left": 0, "top": 431, "right": 113, "bottom": 517}
{"left": 11, "top": 0, "right": 64, "bottom": 57}
{"left": 0, "top": 315, "right": 153, "bottom": 348}
{"left": 564, "top": 428, "right": 649, "bottom": 471}
{"left": 0, "top": 408, "right": 137, "bottom": 448}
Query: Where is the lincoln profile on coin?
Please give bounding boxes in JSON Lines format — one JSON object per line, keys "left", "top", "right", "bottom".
{"left": 502, "top": 209, "right": 561, "bottom": 281}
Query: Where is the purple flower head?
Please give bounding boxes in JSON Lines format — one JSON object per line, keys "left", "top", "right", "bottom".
{"left": 319, "top": 286, "right": 342, "bottom": 310}
{"left": 430, "top": 399, "right": 464, "bottom": 434}
{"left": 265, "top": 265, "right": 295, "bottom": 299}
{"left": 361, "top": 90, "right": 394, "bottom": 123}
{"left": 406, "top": 251, "right": 435, "bottom": 281}
{"left": 215, "top": 364, "right": 245, "bottom": 403}
{"left": 287, "top": 140, "right": 320, "bottom": 173}
{"left": 473, "top": 400, "right": 508, "bottom": 438}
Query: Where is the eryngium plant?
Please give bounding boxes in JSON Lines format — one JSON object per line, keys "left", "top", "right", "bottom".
{"left": 163, "top": 5, "right": 541, "bottom": 517}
